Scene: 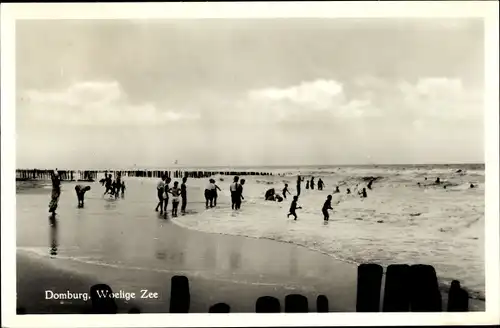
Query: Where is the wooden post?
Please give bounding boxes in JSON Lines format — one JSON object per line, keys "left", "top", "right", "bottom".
{"left": 285, "top": 294, "right": 309, "bottom": 313}
{"left": 255, "top": 296, "right": 281, "bottom": 313}
{"left": 356, "top": 263, "right": 383, "bottom": 312}
{"left": 209, "top": 303, "right": 230, "bottom": 313}
{"left": 316, "top": 295, "right": 329, "bottom": 312}
{"left": 409, "top": 264, "right": 442, "bottom": 312}
{"left": 447, "top": 280, "right": 469, "bottom": 312}
{"left": 169, "top": 275, "right": 190, "bottom": 313}
{"left": 383, "top": 264, "right": 410, "bottom": 311}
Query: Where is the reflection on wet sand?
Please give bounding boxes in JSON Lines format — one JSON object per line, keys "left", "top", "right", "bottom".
{"left": 49, "top": 216, "right": 58, "bottom": 257}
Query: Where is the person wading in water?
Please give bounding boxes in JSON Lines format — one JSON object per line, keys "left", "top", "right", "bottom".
{"left": 296, "top": 175, "right": 302, "bottom": 197}
{"left": 155, "top": 175, "right": 166, "bottom": 214}
{"left": 48, "top": 169, "right": 61, "bottom": 217}
{"left": 230, "top": 176, "right": 240, "bottom": 210}
{"left": 180, "top": 177, "right": 188, "bottom": 214}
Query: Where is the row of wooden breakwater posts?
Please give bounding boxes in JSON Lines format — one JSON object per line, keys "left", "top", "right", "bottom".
{"left": 16, "top": 169, "right": 275, "bottom": 181}
{"left": 16, "top": 264, "right": 470, "bottom": 314}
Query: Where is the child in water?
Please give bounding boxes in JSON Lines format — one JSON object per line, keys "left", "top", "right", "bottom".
{"left": 170, "top": 181, "right": 181, "bottom": 217}
{"left": 317, "top": 178, "right": 324, "bottom": 191}
{"left": 287, "top": 196, "right": 302, "bottom": 220}
{"left": 322, "top": 195, "right": 333, "bottom": 221}
{"left": 75, "top": 185, "right": 91, "bottom": 208}
{"left": 282, "top": 183, "right": 291, "bottom": 199}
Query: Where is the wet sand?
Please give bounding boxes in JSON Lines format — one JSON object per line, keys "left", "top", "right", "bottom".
{"left": 17, "top": 180, "right": 358, "bottom": 313}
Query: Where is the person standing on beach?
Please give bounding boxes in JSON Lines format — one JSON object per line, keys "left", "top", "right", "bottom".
{"left": 212, "top": 179, "right": 222, "bottom": 207}
{"left": 163, "top": 177, "right": 172, "bottom": 213}
{"left": 236, "top": 179, "right": 245, "bottom": 210}
{"left": 317, "top": 178, "right": 324, "bottom": 191}
{"left": 296, "top": 176, "right": 302, "bottom": 197}
{"left": 180, "top": 177, "right": 188, "bottom": 214}
{"left": 230, "top": 176, "right": 240, "bottom": 210}
{"left": 205, "top": 179, "right": 215, "bottom": 208}
{"left": 155, "top": 175, "right": 166, "bottom": 214}
{"left": 322, "top": 195, "right": 333, "bottom": 222}
{"left": 287, "top": 196, "right": 302, "bottom": 220}
{"left": 48, "top": 169, "right": 61, "bottom": 216}
{"left": 75, "top": 185, "right": 91, "bottom": 208}
{"left": 310, "top": 177, "right": 315, "bottom": 190}
{"left": 171, "top": 181, "right": 181, "bottom": 217}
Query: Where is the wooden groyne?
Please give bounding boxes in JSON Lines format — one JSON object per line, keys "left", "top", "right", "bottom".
{"left": 16, "top": 170, "right": 98, "bottom": 182}
{"left": 15, "top": 169, "right": 274, "bottom": 181}
{"left": 16, "top": 263, "right": 471, "bottom": 314}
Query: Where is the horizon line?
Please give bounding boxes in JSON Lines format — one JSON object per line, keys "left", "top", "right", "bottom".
{"left": 15, "top": 162, "right": 485, "bottom": 171}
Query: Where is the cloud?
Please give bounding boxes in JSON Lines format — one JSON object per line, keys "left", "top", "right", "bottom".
{"left": 246, "top": 77, "right": 482, "bottom": 123}
{"left": 18, "top": 81, "right": 200, "bottom": 126}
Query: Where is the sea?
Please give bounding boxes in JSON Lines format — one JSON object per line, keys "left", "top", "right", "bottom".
{"left": 168, "top": 163, "right": 485, "bottom": 301}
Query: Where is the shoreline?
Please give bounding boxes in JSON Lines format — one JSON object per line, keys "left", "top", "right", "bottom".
{"left": 171, "top": 211, "right": 485, "bottom": 306}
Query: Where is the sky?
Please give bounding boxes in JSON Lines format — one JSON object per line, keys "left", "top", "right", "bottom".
{"left": 16, "top": 18, "right": 485, "bottom": 169}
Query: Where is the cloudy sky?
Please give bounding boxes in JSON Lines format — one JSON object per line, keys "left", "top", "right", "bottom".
{"left": 16, "top": 18, "right": 484, "bottom": 169}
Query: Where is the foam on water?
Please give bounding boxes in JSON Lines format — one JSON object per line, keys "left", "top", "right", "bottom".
{"left": 170, "top": 165, "right": 485, "bottom": 300}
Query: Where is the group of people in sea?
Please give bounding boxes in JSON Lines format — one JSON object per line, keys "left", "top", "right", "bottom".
{"left": 100, "top": 173, "right": 126, "bottom": 198}
{"left": 155, "top": 175, "right": 187, "bottom": 217}
{"left": 47, "top": 169, "right": 125, "bottom": 216}
{"left": 48, "top": 167, "right": 476, "bottom": 224}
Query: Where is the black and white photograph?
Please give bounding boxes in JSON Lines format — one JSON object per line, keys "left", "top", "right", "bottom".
{"left": 1, "top": 2, "right": 499, "bottom": 327}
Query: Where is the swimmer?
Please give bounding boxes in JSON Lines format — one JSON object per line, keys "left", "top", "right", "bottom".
{"left": 287, "top": 196, "right": 302, "bottom": 220}
{"left": 322, "top": 195, "right": 333, "bottom": 221}
{"left": 435, "top": 177, "right": 441, "bottom": 184}
{"left": 346, "top": 188, "right": 351, "bottom": 194}
{"left": 75, "top": 185, "right": 91, "bottom": 208}
{"left": 333, "top": 186, "right": 340, "bottom": 194}
{"left": 367, "top": 179, "right": 373, "bottom": 190}
{"left": 470, "top": 183, "right": 475, "bottom": 189}
{"left": 359, "top": 187, "right": 367, "bottom": 198}
{"left": 306, "top": 180, "right": 310, "bottom": 190}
